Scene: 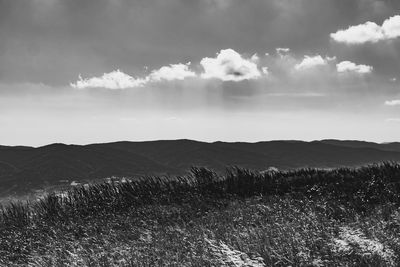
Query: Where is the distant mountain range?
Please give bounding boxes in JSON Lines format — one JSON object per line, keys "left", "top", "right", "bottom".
{"left": 1, "top": 139, "right": 400, "bottom": 196}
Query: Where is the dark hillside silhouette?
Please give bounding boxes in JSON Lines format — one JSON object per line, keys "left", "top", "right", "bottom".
{"left": 1, "top": 139, "right": 400, "bottom": 195}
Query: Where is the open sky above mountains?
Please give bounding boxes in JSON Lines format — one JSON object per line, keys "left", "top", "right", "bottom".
{"left": 1, "top": 0, "right": 400, "bottom": 146}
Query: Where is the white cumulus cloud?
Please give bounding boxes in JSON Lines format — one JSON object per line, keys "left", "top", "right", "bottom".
{"left": 70, "top": 70, "right": 148, "bottom": 89}
{"left": 71, "top": 63, "right": 197, "bottom": 89}
{"left": 331, "top": 15, "right": 400, "bottom": 44}
{"left": 295, "top": 55, "right": 328, "bottom": 70}
{"left": 149, "top": 63, "right": 196, "bottom": 81}
{"left": 382, "top": 15, "right": 400, "bottom": 39}
{"left": 336, "top": 61, "right": 373, "bottom": 74}
{"left": 385, "top": 99, "right": 400, "bottom": 106}
{"left": 200, "top": 49, "right": 261, "bottom": 81}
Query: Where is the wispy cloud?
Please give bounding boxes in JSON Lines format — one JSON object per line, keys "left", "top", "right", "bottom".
{"left": 276, "top": 47, "right": 290, "bottom": 57}
{"left": 385, "top": 99, "right": 400, "bottom": 106}
{"left": 386, "top": 118, "right": 400, "bottom": 123}
{"left": 266, "top": 92, "right": 326, "bottom": 97}
{"left": 261, "top": 67, "right": 269, "bottom": 75}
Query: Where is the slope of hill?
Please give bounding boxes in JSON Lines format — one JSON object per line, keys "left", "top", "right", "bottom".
{"left": 1, "top": 163, "right": 400, "bottom": 266}
{"left": 0, "top": 139, "right": 400, "bottom": 196}
{"left": 98, "top": 139, "right": 400, "bottom": 170}
{"left": 320, "top": 139, "right": 400, "bottom": 152}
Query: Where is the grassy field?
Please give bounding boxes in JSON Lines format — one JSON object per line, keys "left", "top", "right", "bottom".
{"left": 1, "top": 163, "right": 400, "bottom": 266}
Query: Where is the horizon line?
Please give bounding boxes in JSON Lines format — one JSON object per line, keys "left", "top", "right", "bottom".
{"left": 0, "top": 138, "right": 398, "bottom": 149}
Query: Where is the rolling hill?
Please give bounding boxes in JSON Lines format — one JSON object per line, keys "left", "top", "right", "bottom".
{"left": 1, "top": 139, "right": 400, "bottom": 196}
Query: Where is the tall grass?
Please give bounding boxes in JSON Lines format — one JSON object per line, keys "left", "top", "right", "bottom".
{"left": 1, "top": 162, "right": 400, "bottom": 266}
{"left": 1, "top": 162, "right": 399, "bottom": 228}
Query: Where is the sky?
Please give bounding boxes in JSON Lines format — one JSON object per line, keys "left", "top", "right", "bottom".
{"left": 0, "top": 0, "right": 400, "bottom": 146}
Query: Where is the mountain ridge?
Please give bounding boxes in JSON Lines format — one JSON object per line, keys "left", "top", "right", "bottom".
{"left": 1, "top": 139, "right": 400, "bottom": 196}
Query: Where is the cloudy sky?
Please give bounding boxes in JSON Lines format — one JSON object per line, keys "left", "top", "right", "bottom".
{"left": 1, "top": 0, "right": 400, "bottom": 146}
